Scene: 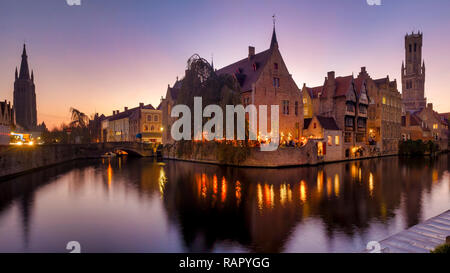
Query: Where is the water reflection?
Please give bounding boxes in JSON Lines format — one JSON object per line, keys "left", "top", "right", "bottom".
{"left": 0, "top": 155, "right": 449, "bottom": 253}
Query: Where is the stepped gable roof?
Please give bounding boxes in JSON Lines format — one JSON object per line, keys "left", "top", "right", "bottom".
{"left": 354, "top": 77, "right": 365, "bottom": 96}
{"left": 334, "top": 75, "right": 354, "bottom": 97}
{"left": 216, "top": 48, "right": 272, "bottom": 92}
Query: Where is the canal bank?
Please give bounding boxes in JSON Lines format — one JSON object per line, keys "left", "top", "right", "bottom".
{"left": 0, "top": 143, "right": 155, "bottom": 180}
{"left": 163, "top": 141, "right": 449, "bottom": 168}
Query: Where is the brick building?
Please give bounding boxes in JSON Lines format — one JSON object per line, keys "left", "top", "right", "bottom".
{"left": 13, "top": 44, "right": 37, "bottom": 131}
{"left": 303, "top": 115, "right": 342, "bottom": 161}
{"left": 0, "top": 100, "right": 15, "bottom": 145}
{"left": 402, "top": 32, "right": 427, "bottom": 112}
{"left": 314, "top": 72, "right": 369, "bottom": 158}
{"left": 415, "top": 103, "right": 448, "bottom": 150}
{"left": 101, "top": 103, "right": 162, "bottom": 143}
{"left": 162, "top": 25, "right": 303, "bottom": 144}
{"left": 356, "top": 67, "right": 402, "bottom": 154}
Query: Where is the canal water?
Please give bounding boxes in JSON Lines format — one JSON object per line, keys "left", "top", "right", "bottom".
{"left": 0, "top": 154, "right": 449, "bottom": 253}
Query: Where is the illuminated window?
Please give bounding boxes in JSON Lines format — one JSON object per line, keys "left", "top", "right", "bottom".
{"left": 433, "top": 123, "right": 438, "bottom": 129}
{"left": 382, "top": 96, "right": 386, "bottom": 105}
{"left": 327, "top": 136, "right": 332, "bottom": 146}
{"left": 335, "top": 135, "right": 340, "bottom": 145}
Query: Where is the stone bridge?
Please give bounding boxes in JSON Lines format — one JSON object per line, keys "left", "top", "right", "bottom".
{"left": 0, "top": 142, "right": 160, "bottom": 180}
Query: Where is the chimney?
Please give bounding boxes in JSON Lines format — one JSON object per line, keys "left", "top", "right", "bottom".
{"left": 427, "top": 103, "right": 433, "bottom": 110}
{"left": 113, "top": 110, "right": 116, "bottom": 115}
{"left": 361, "top": 67, "right": 366, "bottom": 74}
{"left": 139, "top": 103, "right": 144, "bottom": 108}
{"left": 327, "top": 71, "right": 335, "bottom": 81}
{"left": 124, "top": 107, "right": 128, "bottom": 111}
{"left": 248, "top": 46, "right": 255, "bottom": 59}
{"left": 406, "top": 112, "right": 411, "bottom": 127}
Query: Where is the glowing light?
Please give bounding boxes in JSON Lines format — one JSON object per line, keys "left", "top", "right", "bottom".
{"left": 432, "top": 169, "right": 438, "bottom": 183}
{"left": 369, "top": 172, "right": 374, "bottom": 196}
{"left": 327, "top": 177, "right": 332, "bottom": 197}
{"left": 107, "top": 163, "right": 113, "bottom": 188}
{"left": 334, "top": 174, "right": 340, "bottom": 197}
{"left": 317, "top": 170, "right": 324, "bottom": 194}
{"left": 257, "top": 183, "right": 263, "bottom": 211}
{"left": 280, "top": 184, "right": 287, "bottom": 206}
{"left": 158, "top": 168, "right": 167, "bottom": 197}
{"left": 221, "top": 177, "right": 227, "bottom": 203}
{"left": 235, "top": 181, "right": 242, "bottom": 206}
{"left": 300, "top": 180, "right": 307, "bottom": 203}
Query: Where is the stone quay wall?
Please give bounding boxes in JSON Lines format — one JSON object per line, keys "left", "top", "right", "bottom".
{"left": 163, "top": 141, "right": 320, "bottom": 168}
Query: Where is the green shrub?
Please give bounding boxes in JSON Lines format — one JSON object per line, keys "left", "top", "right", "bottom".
{"left": 431, "top": 243, "right": 450, "bottom": 253}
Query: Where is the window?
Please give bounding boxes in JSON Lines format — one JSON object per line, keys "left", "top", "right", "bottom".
{"left": 273, "top": 77, "right": 280, "bottom": 88}
{"left": 357, "top": 118, "right": 366, "bottom": 128}
{"left": 295, "top": 101, "right": 299, "bottom": 116}
{"left": 327, "top": 136, "right": 332, "bottom": 146}
{"left": 345, "top": 116, "right": 354, "bottom": 127}
{"left": 147, "top": 115, "right": 152, "bottom": 122}
{"left": 346, "top": 103, "right": 355, "bottom": 112}
{"left": 359, "top": 105, "right": 367, "bottom": 114}
{"left": 414, "top": 43, "right": 417, "bottom": 52}
{"left": 151, "top": 125, "right": 154, "bottom": 131}
{"left": 282, "top": 100, "right": 289, "bottom": 115}
{"left": 433, "top": 123, "right": 438, "bottom": 129}
{"left": 154, "top": 115, "right": 158, "bottom": 122}
{"left": 344, "top": 132, "right": 352, "bottom": 143}
{"left": 313, "top": 122, "right": 317, "bottom": 129}
{"left": 382, "top": 96, "right": 386, "bottom": 104}
{"left": 244, "top": 97, "right": 250, "bottom": 107}
{"left": 335, "top": 135, "right": 340, "bottom": 145}
{"left": 144, "top": 125, "right": 149, "bottom": 131}
{"left": 409, "top": 44, "right": 412, "bottom": 53}
{"left": 274, "top": 63, "right": 279, "bottom": 70}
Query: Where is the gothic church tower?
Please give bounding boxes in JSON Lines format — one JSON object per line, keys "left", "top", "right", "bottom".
{"left": 13, "top": 44, "right": 37, "bottom": 130}
{"left": 402, "top": 32, "right": 426, "bottom": 112}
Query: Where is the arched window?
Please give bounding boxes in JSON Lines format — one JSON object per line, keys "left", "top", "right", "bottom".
{"left": 147, "top": 115, "right": 152, "bottom": 122}
{"left": 144, "top": 125, "right": 149, "bottom": 131}
{"left": 154, "top": 115, "right": 158, "bottom": 122}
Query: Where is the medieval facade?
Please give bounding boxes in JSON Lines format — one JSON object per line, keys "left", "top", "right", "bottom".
{"left": 162, "top": 25, "right": 303, "bottom": 145}
{"left": 356, "top": 67, "right": 402, "bottom": 154}
{"left": 0, "top": 100, "right": 15, "bottom": 145}
{"left": 13, "top": 44, "right": 37, "bottom": 131}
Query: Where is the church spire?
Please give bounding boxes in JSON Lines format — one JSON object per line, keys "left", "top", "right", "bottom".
{"left": 15, "top": 67, "right": 18, "bottom": 80}
{"left": 19, "top": 44, "right": 30, "bottom": 80}
{"left": 270, "top": 14, "right": 278, "bottom": 49}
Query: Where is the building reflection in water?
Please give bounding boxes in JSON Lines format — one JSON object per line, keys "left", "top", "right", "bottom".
{"left": 0, "top": 155, "right": 448, "bottom": 253}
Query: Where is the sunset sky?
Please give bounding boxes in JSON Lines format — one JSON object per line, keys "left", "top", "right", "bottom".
{"left": 1, "top": 0, "right": 450, "bottom": 129}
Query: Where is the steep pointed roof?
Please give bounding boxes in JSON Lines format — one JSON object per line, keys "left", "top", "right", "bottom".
{"left": 19, "top": 44, "right": 30, "bottom": 80}
{"left": 270, "top": 26, "right": 278, "bottom": 49}
{"left": 216, "top": 48, "right": 272, "bottom": 92}
{"left": 305, "top": 86, "right": 323, "bottom": 98}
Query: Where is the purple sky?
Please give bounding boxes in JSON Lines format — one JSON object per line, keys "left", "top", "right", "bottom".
{"left": 1, "top": 0, "right": 450, "bottom": 128}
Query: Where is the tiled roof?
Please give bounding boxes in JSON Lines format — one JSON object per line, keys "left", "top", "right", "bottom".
{"left": 306, "top": 86, "right": 322, "bottom": 98}
{"left": 316, "top": 116, "right": 340, "bottom": 130}
{"left": 304, "top": 116, "right": 340, "bottom": 131}
{"left": 373, "top": 77, "right": 389, "bottom": 86}
{"left": 303, "top": 118, "right": 312, "bottom": 130}
{"left": 334, "top": 76, "right": 354, "bottom": 97}
{"left": 107, "top": 104, "right": 154, "bottom": 121}
{"left": 216, "top": 48, "right": 273, "bottom": 92}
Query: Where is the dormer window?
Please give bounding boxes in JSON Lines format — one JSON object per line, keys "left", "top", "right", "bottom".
{"left": 274, "top": 63, "right": 279, "bottom": 70}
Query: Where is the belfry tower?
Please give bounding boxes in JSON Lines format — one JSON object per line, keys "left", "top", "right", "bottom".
{"left": 13, "top": 44, "right": 37, "bottom": 130}
{"left": 402, "top": 32, "right": 426, "bottom": 112}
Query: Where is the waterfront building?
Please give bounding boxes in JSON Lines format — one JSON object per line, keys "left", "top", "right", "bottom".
{"left": 356, "top": 67, "right": 402, "bottom": 155}
{"left": 401, "top": 112, "right": 432, "bottom": 141}
{"left": 88, "top": 113, "right": 106, "bottom": 143}
{"left": 161, "top": 80, "right": 182, "bottom": 144}
{"left": 301, "top": 84, "right": 321, "bottom": 119}
{"left": 0, "top": 100, "right": 15, "bottom": 145}
{"left": 13, "top": 44, "right": 37, "bottom": 131}
{"left": 402, "top": 32, "right": 427, "bottom": 112}
{"left": 415, "top": 103, "right": 449, "bottom": 150}
{"left": 101, "top": 103, "right": 162, "bottom": 143}
{"left": 303, "top": 115, "right": 342, "bottom": 161}
{"left": 315, "top": 71, "right": 369, "bottom": 158}
{"left": 162, "top": 24, "right": 303, "bottom": 144}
